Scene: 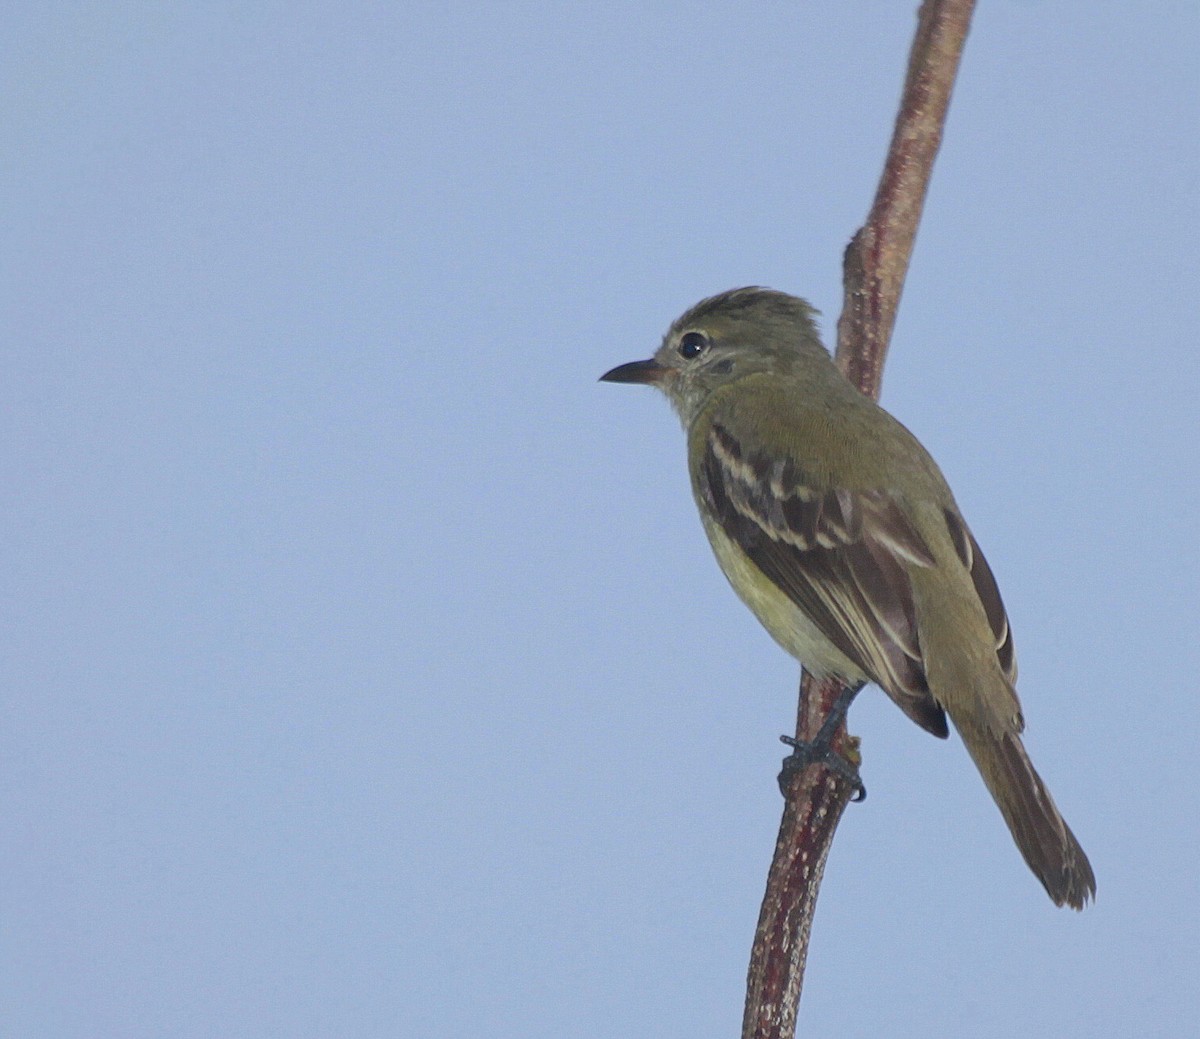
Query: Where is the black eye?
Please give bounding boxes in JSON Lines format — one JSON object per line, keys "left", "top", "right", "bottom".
{"left": 677, "top": 331, "right": 708, "bottom": 360}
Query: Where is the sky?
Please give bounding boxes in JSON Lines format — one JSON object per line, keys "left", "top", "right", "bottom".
{"left": 3, "top": 3, "right": 1198, "bottom": 1037}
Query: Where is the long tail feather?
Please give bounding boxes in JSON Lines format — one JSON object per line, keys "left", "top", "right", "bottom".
{"left": 957, "top": 724, "right": 1096, "bottom": 909}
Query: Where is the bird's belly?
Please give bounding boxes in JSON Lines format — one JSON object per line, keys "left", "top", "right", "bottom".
{"left": 703, "top": 517, "right": 867, "bottom": 682}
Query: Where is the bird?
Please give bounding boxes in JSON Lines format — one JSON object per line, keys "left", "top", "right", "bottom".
{"left": 600, "top": 286, "right": 1095, "bottom": 909}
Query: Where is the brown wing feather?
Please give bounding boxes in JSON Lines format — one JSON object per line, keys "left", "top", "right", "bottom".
{"left": 942, "top": 508, "right": 1017, "bottom": 685}
{"left": 702, "top": 424, "right": 949, "bottom": 738}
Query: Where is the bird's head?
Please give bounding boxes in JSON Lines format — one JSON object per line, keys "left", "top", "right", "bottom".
{"left": 600, "top": 286, "right": 827, "bottom": 424}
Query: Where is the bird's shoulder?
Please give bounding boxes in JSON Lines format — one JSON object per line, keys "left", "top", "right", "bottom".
{"left": 688, "top": 371, "right": 937, "bottom": 495}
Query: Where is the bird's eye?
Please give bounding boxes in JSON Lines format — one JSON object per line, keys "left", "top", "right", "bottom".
{"left": 677, "top": 331, "right": 708, "bottom": 360}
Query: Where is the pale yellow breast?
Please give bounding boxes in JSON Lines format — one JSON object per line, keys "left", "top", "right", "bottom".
{"left": 699, "top": 512, "right": 868, "bottom": 682}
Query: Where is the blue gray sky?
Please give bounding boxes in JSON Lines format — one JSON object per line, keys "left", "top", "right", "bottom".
{"left": 4, "top": 3, "right": 1198, "bottom": 1036}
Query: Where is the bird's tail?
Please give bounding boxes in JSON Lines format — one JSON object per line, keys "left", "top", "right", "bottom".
{"left": 957, "top": 722, "right": 1096, "bottom": 909}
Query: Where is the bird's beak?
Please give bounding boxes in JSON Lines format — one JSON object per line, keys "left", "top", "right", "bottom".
{"left": 599, "top": 358, "right": 668, "bottom": 385}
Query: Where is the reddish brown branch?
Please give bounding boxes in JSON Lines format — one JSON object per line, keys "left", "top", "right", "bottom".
{"left": 742, "top": 3, "right": 976, "bottom": 1036}
{"left": 836, "top": 1, "right": 976, "bottom": 397}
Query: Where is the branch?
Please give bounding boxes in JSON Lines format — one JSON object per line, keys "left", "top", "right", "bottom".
{"left": 836, "top": 0, "right": 975, "bottom": 395}
{"left": 742, "top": 3, "right": 976, "bottom": 1036}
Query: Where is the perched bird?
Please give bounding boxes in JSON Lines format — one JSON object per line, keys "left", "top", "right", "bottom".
{"left": 601, "top": 287, "right": 1095, "bottom": 909}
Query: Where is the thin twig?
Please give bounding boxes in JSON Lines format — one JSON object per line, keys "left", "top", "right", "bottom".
{"left": 836, "top": 0, "right": 975, "bottom": 394}
{"left": 741, "top": 3, "right": 976, "bottom": 1036}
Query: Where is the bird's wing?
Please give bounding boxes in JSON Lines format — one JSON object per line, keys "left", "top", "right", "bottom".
{"left": 941, "top": 507, "right": 1017, "bottom": 685}
{"left": 699, "top": 421, "right": 949, "bottom": 737}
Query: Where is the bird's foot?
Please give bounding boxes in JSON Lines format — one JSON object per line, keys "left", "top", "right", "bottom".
{"left": 777, "top": 682, "right": 866, "bottom": 801}
{"left": 779, "top": 737, "right": 865, "bottom": 801}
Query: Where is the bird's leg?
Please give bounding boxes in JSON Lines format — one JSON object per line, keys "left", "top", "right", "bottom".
{"left": 778, "top": 681, "right": 866, "bottom": 801}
